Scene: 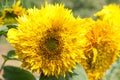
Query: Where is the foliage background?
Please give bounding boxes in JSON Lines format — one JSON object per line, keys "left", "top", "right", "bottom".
{"left": 0, "top": 0, "right": 120, "bottom": 80}
{"left": 0, "top": 0, "right": 120, "bottom": 18}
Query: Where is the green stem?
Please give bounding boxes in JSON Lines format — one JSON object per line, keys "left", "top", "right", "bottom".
{"left": 39, "top": 73, "right": 41, "bottom": 80}
{"left": 1, "top": 0, "right": 3, "bottom": 8}
{"left": 13, "top": 0, "right": 16, "bottom": 5}
{"left": 5, "top": 0, "right": 8, "bottom": 6}
{"left": 0, "top": 60, "right": 7, "bottom": 72}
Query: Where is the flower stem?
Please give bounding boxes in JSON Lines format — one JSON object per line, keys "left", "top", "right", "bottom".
{"left": 0, "top": 60, "right": 7, "bottom": 73}
{"left": 39, "top": 73, "right": 41, "bottom": 80}
{"left": 13, "top": 0, "right": 16, "bottom": 5}
{"left": 5, "top": 0, "right": 8, "bottom": 6}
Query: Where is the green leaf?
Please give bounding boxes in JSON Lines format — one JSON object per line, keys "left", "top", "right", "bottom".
{"left": 72, "top": 63, "right": 88, "bottom": 80}
{"left": 105, "top": 57, "right": 120, "bottom": 80}
{"left": 3, "top": 66, "right": 36, "bottom": 80}
{"left": 2, "top": 55, "right": 9, "bottom": 61}
{"left": 6, "top": 24, "right": 17, "bottom": 29}
{"left": 0, "top": 25, "right": 8, "bottom": 36}
{"left": 2, "top": 50, "right": 19, "bottom": 61}
{"left": 7, "top": 50, "right": 16, "bottom": 58}
{"left": 2, "top": 54, "right": 20, "bottom": 61}
{"left": 66, "top": 63, "right": 88, "bottom": 80}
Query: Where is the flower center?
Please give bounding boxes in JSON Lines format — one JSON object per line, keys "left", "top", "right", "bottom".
{"left": 5, "top": 10, "right": 17, "bottom": 18}
{"left": 45, "top": 38, "right": 59, "bottom": 51}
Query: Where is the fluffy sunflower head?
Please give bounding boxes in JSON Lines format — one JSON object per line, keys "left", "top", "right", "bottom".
{"left": 1, "top": 8, "right": 18, "bottom": 24}
{"left": 80, "top": 20, "right": 120, "bottom": 80}
{"left": 7, "top": 3, "right": 87, "bottom": 77}
{"left": 1, "top": 0, "right": 25, "bottom": 24}
{"left": 94, "top": 4, "right": 120, "bottom": 28}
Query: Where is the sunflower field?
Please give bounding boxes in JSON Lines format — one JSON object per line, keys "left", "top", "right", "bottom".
{"left": 1, "top": 0, "right": 120, "bottom": 80}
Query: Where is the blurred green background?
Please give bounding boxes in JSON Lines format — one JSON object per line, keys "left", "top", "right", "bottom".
{"left": 0, "top": 0, "right": 120, "bottom": 18}
{"left": 0, "top": 0, "right": 120, "bottom": 80}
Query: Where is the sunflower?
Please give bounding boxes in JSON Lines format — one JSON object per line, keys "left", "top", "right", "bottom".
{"left": 94, "top": 4, "right": 120, "bottom": 28}
{"left": 1, "top": 8, "right": 18, "bottom": 24}
{"left": 7, "top": 3, "right": 87, "bottom": 77}
{"left": 1, "top": 0, "right": 25, "bottom": 24}
{"left": 80, "top": 20, "right": 120, "bottom": 80}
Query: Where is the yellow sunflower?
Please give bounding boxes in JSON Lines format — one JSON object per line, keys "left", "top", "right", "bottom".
{"left": 94, "top": 4, "right": 120, "bottom": 28}
{"left": 1, "top": 0, "right": 25, "bottom": 24}
{"left": 80, "top": 20, "right": 120, "bottom": 80}
{"left": 1, "top": 8, "right": 18, "bottom": 24}
{"left": 7, "top": 3, "right": 87, "bottom": 77}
